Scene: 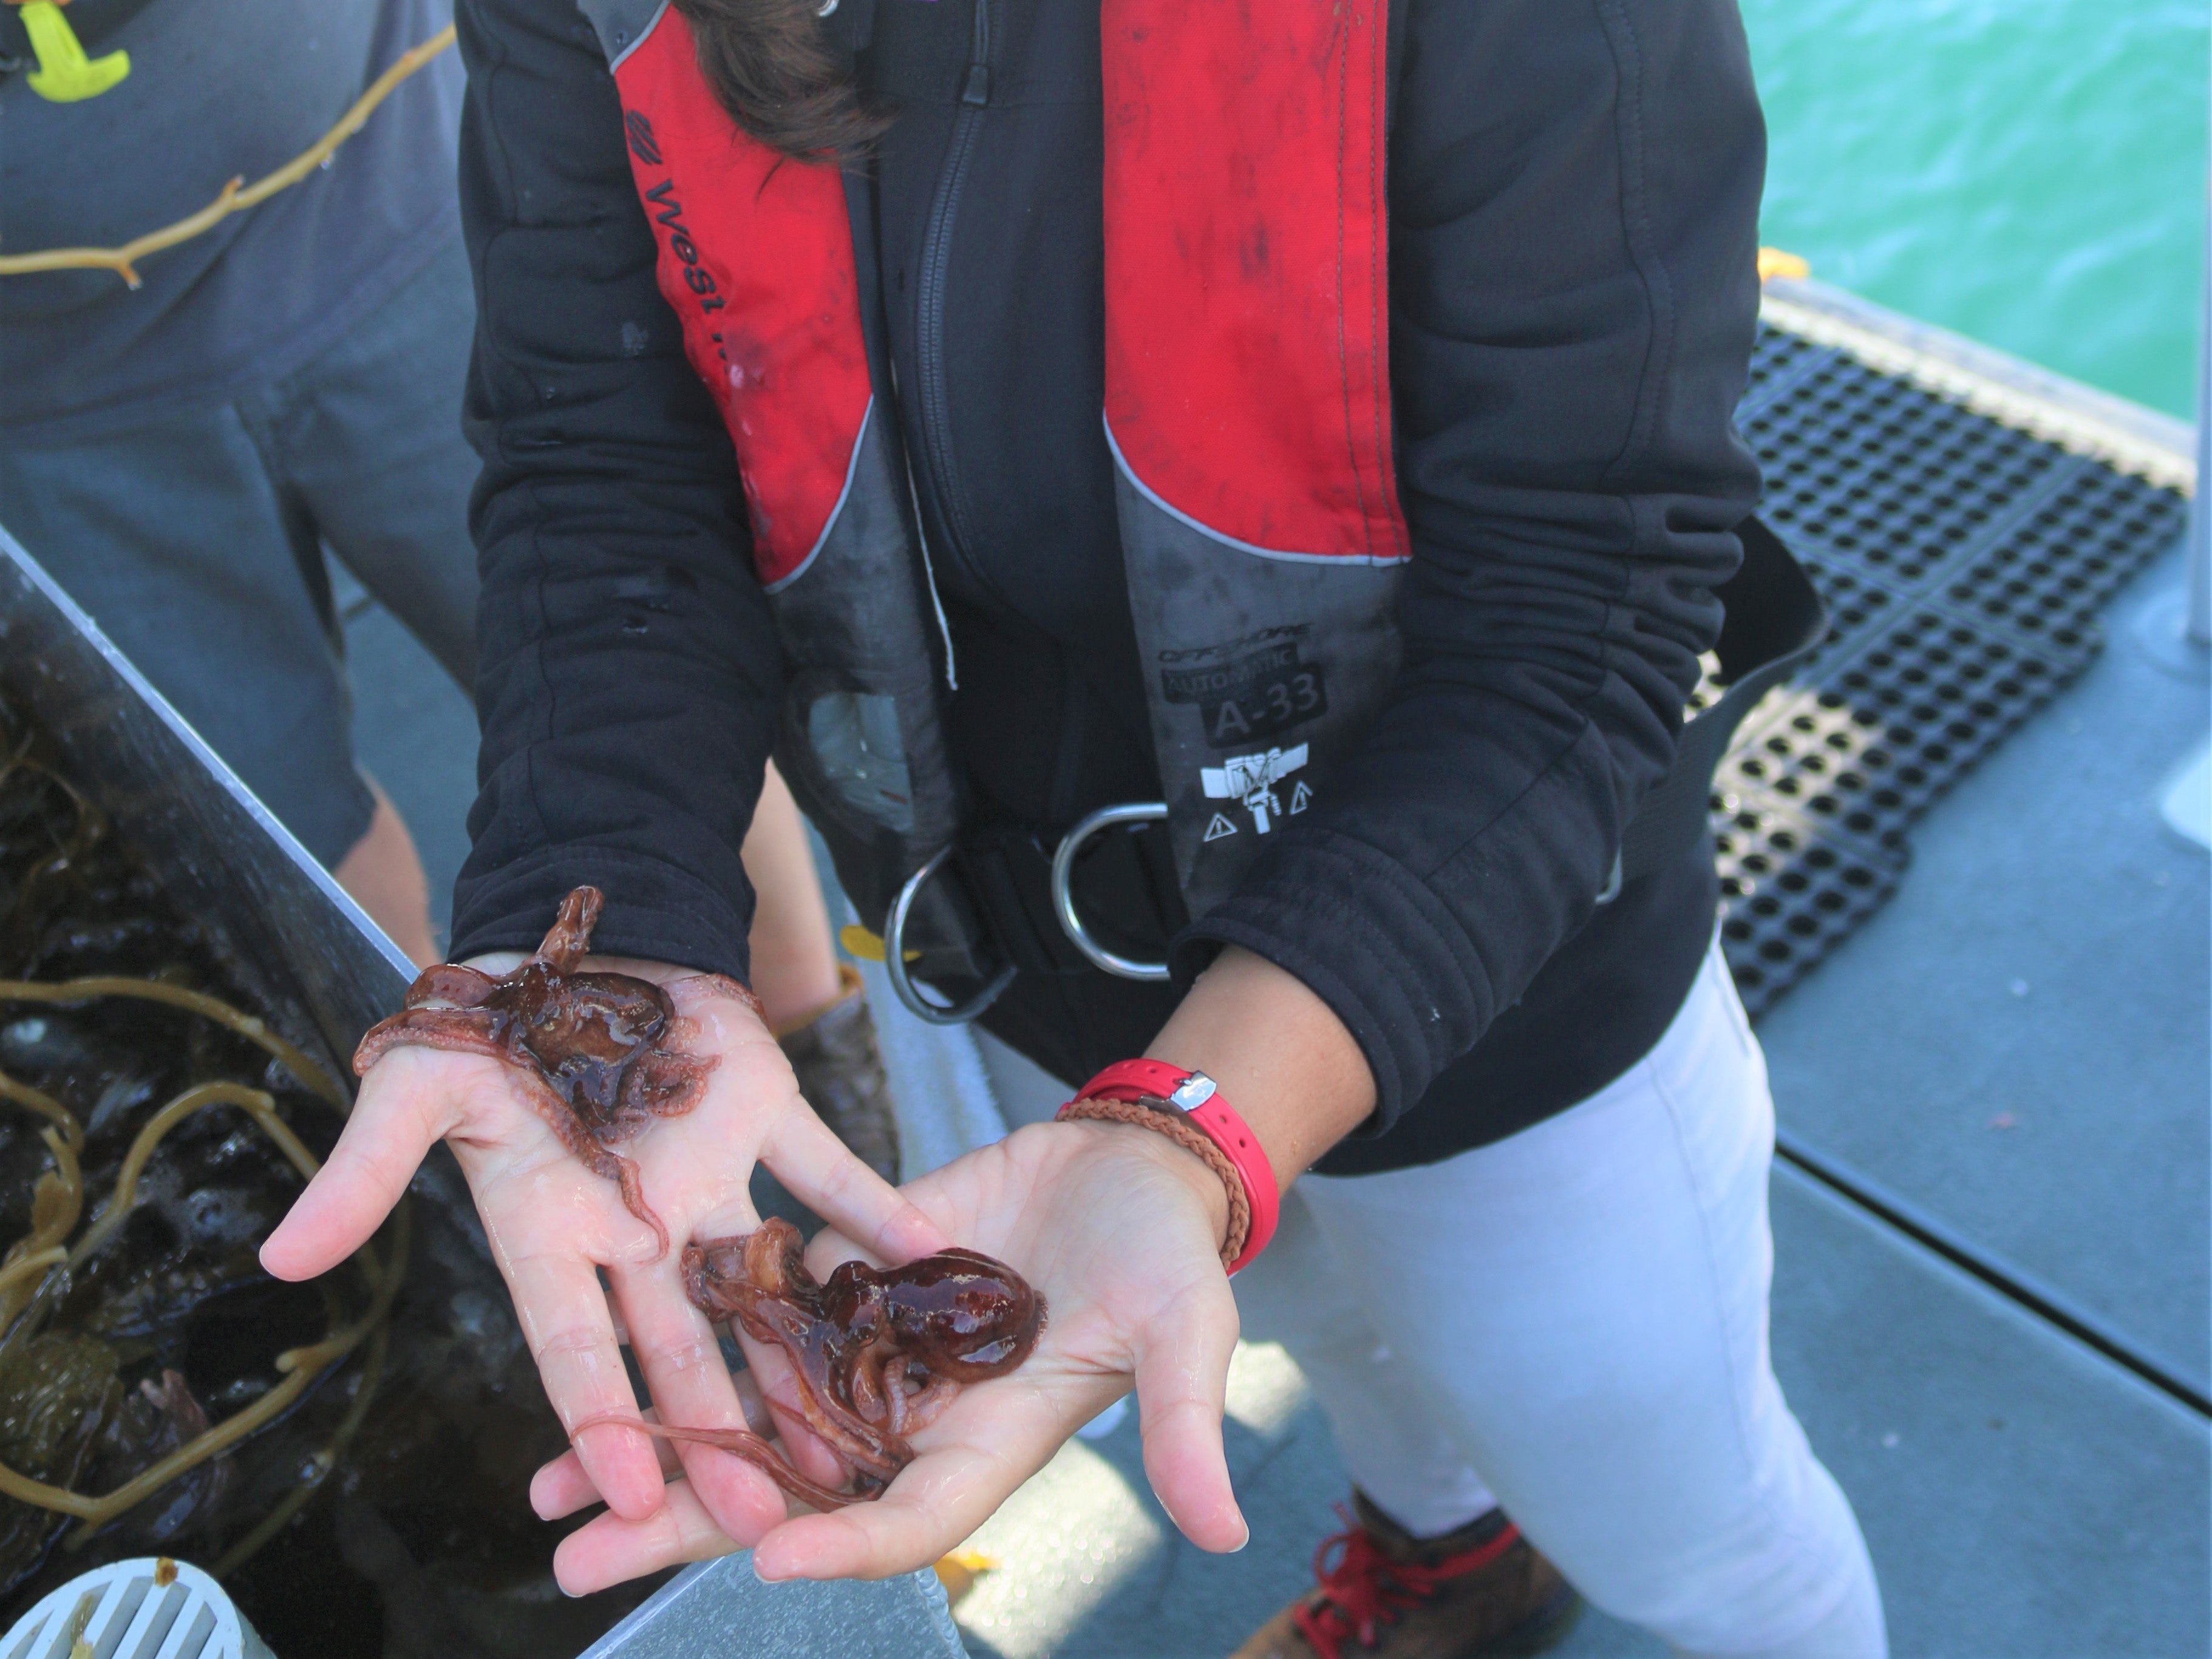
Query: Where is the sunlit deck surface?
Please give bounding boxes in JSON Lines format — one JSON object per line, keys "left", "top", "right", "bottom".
{"left": 346, "top": 280, "right": 2209, "bottom": 1658}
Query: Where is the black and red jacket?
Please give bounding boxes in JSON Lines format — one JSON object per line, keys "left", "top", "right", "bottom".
{"left": 449, "top": 0, "right": 1769, "bottom": 1173}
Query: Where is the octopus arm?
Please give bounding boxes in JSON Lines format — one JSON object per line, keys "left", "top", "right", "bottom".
{"left": 352, "top": 1008, "right": 513, "bottom": 1076}
{"left": 535, "top": 886, "right": 604, "bottom": 973}
{"left": 574, "top": 1417, "right": 863, "bottom": 1511}
{"left": 403, "top": 963, "right": 499, "bottom": 1009}
{"left": 735, "top": 1300, "right": 911, "bottom": 1482}
{"left": 591, "top": 1147, "right": 670, "bottom": 1260}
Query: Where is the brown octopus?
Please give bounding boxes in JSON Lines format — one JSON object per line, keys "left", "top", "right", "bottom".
{"left": 353, "top": 886, "right": 723, "bottom": 1257}
{"left": 581, "top": 1217, "right": 1044, "bottom": 1509}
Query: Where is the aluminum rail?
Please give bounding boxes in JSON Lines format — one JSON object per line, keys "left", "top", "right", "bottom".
{"left": 577, "top": 1557, "right": 967, "bottom": 1659}
{"left": 2189, "top": 38, "right": 2210, "bottom": 644}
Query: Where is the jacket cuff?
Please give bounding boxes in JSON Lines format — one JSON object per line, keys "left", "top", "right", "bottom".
{"left": 449, "top": 844, "right": 755, "bottom": 983}
{"left": 1171, "top": 829, "right": 1494, "bottom": 1135}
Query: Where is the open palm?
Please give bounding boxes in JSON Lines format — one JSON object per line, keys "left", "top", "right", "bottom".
{"left": 260, "top": 960, "right": 948, "bottom": 1545}
{"left": 533, "top": 1116, "right": 1248, "bottom": 1592}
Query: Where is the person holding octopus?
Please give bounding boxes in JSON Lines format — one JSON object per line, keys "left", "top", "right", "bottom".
{"left": 265, "top": 0, "right": 1888, "bottom": 1654}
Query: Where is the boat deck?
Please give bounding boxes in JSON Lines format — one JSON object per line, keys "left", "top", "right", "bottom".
{"left": 338, "top": 281, "right": 2209, "bottom": 1657}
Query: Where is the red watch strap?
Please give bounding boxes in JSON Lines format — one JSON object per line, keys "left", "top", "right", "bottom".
{"left": 1066, "top": 1059, "right": 1280, "bottom": 1274}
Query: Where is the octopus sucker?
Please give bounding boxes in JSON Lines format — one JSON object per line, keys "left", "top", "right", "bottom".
{"left": 594, "top": 1218, "right": 1044, "bottom": 1507}
{"left": 353, "top": 887, "right": 714, "bottom": 1256}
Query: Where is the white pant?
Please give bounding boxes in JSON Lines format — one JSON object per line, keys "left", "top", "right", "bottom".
{"left": 1233, "top": 944, "right": 1887, "bottom": 1658}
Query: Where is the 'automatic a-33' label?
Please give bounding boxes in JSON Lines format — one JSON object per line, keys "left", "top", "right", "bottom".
{"left": 1158, "top": 626, "right": 1329, "bottom": 745}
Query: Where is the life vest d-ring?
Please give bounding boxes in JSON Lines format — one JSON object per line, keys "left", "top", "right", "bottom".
{"left": 882, "top": 844, "right": 1019, "bottom": 1023}
{"left": 1052, "top": 804, "right": 1174, "bottom": 982}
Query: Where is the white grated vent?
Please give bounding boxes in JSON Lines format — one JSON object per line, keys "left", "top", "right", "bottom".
{"left": 1, "top": 1558, "right": 273, "bottom": 1659}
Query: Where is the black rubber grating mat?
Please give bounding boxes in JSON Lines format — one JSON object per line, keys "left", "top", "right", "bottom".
{"left": 1712, "top": 324, "right": 2190, "bottom": 1014}
{"left": 1722, "top": 617, "right": 2064, "bottom": 838}
{"left": 1714, "top": 792, "right": 1906, "bottom": 999}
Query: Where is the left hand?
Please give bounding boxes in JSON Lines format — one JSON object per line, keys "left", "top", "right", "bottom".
{"left": 529, "top": 1112, "right": 1248, "bottom": 1592}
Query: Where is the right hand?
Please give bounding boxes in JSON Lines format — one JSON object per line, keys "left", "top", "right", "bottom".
{"left": 260, "top": 956, "right": 948, "bottom": 1545}
{"left": 529, "top": 1113, "right": 1248, "bottom": 1592}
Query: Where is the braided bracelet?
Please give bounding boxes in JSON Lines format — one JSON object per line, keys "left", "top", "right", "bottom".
{"left": 1056, "top": 1094, "right": 1253, "bottom": 1270}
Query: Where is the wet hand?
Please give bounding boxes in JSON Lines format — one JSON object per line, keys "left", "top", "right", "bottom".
{"left": 529, "top": 1116, "right": 1245, "bottom": 1592}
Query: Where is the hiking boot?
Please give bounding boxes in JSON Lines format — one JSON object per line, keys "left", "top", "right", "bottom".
{"left": 1230, "top": 1491, "right": 1580, "bottom": 1659}
{"left": 776, "top": 966, "right": 902, "bottom": 1184}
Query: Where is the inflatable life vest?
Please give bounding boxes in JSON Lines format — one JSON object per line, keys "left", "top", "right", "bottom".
{"left": 573, "top": 0, "right": 1824, "bottom": 1017}
{"left": 574, "top": 0, "right": 1407, "bottom": 1003}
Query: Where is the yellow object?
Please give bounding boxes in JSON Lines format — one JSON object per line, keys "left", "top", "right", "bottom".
{"left": 1757, "top": 246, "right": 1811, "bottom": 282}
{"left": 16, "top": 1, "right": 130, "bottom": 103}
{"left": 0, "top": 22, "right": 454, "bottom": 286}
{"left": 933, "top": 1547, "right": 999, "bottom": 1602}
{"left": 839, "top": 923, "right": 921, "bottom": 965}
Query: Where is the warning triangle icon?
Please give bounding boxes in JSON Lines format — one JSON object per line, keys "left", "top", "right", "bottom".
{"left": 1289, "top": 781, "right": 1312, "bottom": 814}
{"left": 1203, "top": 812, "right": 1239, "bottom": 842}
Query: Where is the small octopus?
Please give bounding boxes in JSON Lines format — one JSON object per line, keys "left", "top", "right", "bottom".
{"left": 580, "top": 1217, "right": 1044, "bottom": 1509}
{"left": 353, "top": 886, "right": 722, "bottom": 1257}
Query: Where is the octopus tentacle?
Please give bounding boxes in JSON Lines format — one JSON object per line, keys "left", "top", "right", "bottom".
{"left": 625, "top": 1048, "right": 715, "bottom": 1118}
{"left": 896, "top": 1374, "right": 962, "bottom": 1438}
{"left": 352, "top": 1010, "right": 511, "bottom": 1076}
{"left": 669, "top": 972, "right": 765, "bottom": 1021}
{"left": 403, "top": 963, "right": 498, "bottom": 1009}
{"left": 596, "top": 1148, "right": 668, "bottom": 1260}
{"left": 536, "top": 886, "right": 603, "bottom": 972}
{"left": 573, "top": 1415, "right": 860, "bottom": 1511}
{"left": 730, "top": 1295, "right": 908, "bottom": 1480}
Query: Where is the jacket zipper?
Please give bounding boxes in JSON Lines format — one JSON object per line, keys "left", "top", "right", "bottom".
{"left": 912, "top": 0, "right": 993, "bottom": 592}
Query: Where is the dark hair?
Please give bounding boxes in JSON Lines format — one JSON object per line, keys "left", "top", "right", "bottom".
{"left": 669, "top": 0, "right": 888, "bottom": 164}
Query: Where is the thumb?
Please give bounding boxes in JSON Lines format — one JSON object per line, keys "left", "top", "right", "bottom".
{"left": 1133, "top": 1276, "right": 1247, "bottom": 1553}
{"left": 260, "top": 1047, "right": 465, "bottom": 1280}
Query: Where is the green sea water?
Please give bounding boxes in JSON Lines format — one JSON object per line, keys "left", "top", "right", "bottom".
{"left": 1744, "top": 0, "right": 2208, "bottom": 419}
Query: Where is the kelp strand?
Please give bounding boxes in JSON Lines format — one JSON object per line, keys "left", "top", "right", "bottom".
{"left": 0, "top": 980, "right": 345, "bottom": 1110}
{"left": 0, "top": 975, "right": 395, "bottom": 1562}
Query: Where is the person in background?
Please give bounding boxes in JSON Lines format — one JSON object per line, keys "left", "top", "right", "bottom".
{"left": 261, "top": 1, "right": 1888, "bottom": 1656}
{"left": 743, "top": 764, "right": 904, "bottom": 1186}
{"left": 0, "top": 0, "right": 472, "bottom": 966}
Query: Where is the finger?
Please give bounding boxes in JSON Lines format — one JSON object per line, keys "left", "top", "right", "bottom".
{"left": 551, "top": 1472, "right": 746, "bottom": 1598}
{"left": 1132, "top": 1284, "right": 1247, "bottom": 1552}
{"left": 749, "top": 1436, "right": 1038, "bottom": 1582}
{"left": 534, "top": 1360, "right": 781, "bottom": 1521}
{"left": 493, "top": 1240, "right": 667, "bottom": 1523}
{"left": 760, "top": 1108, "right": 948, "bottom": 1264}
{"left": 533, "top": 1410, "right": 682, "bottom": 1519}
{"left": 611, "top": 1264, "right": 786, "bottom": 1545}
{"left": 260, "top": 1048, "right": 465, "bottom": 1281}
{"left": 727, "top": 1322, "right": 851, "bottom": 1494}
{"left": 750, "top": 1354, "right": 1111, "bottom": 1583}
{"left": 678, "top": 1299, "right": 845, "bottom": 1495}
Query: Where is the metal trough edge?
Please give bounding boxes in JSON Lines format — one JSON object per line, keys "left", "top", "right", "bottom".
{"left": 0, "top": 524, "right": 414, "bottom": 1077}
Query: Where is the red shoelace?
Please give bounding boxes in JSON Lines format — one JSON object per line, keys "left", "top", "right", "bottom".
{"left": 1292, "top": 1507, "right": 1522, "bottom": 1659}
